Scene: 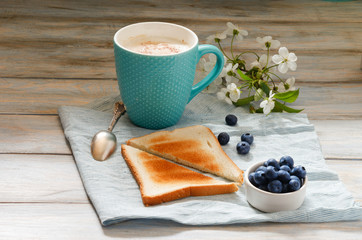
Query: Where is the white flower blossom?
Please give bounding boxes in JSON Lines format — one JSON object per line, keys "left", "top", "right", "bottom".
{"left": 200, "top": 55, "right": 224, "bottom": 93}
{"left": 217, "top": 88, "right": 233, "bottom": 105}
{"left": 224, "top": 63, "right": 239, "bottom": 83}
{"left": 206, "top": 32, "right": 227, "bottom": 44}
{"left": 224, "top": 22, "right": 248, "bottom": 41}
{"left": 227, "top": 83, "right": 241, "bottom": 102}
{"left": 272, "top": 47, "right": 297, "bottom": 74}
{"left": 203, "top": 54, "right": 216, "bottom": 72}
{"left": 256, "top": 36, "right": 281, "bottom": 50}
{"left": 278, "top": 77, "right": 296, "bottom": 93}
{"left": 250, "top": 54, "right": 270, "bottom": 69}
{"left": 260, "top": 91, "right": 275, "bottom": 115}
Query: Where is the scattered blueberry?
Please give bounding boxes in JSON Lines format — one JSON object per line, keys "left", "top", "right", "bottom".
{"left": 265, "top": 158, "right": 280, "bottom": 170}
{"left": 254, "top": 171, "right": 267, "bottom": 185}
{"left": 248, "top": 156, "right": 307, "bottom": 194}
{"left": 280, "top": 156, "right": 294, "bottom": 168}
{"left": 268, "top": 180, "right": 283, "bottom": 193}
{"left": 241, "top": 133, "right": 254, "bottom": 145}
{"left": 291, "top": 165, "right": 307, "bottom": 179}
{"left": 277, "top": 170, "right": 291, "bottom": 183}
{"left": 288, "top": 178, "right": 301, "bottom": 192}
{"left": 280, "top": 165, "right": 292, "bottom": 173}
{"left": 217, "top": 132, "right": 230, "bottom": 145}
{"left": 225, "top": 114, "right": 237, "bottom": 126}
{"left": 265, "top": 166, "right": 278, "bottom": 181}
{"left": 236, "top": 141, "right": 250, "bottom": 154}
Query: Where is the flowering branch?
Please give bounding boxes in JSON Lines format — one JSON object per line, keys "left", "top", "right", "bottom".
{"left": 202, "top": 22, "right": 303, "bottom": 114}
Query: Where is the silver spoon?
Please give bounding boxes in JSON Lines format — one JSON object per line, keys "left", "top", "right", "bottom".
{"left": 91, "top": 102, "right": 126, "bottom": 161}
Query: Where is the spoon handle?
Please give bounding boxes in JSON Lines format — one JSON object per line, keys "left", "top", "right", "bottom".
{"left": 107, "top": 102, "right": 126, "bottom": 132}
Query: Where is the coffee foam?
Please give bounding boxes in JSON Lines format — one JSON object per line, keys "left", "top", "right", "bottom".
{"left": 122, "top": 35, "right": 191, "bottom": 56}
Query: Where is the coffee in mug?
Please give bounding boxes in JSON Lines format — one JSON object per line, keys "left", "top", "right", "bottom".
{"left": 122, "top": 35, "right": 191, "bottom": 55}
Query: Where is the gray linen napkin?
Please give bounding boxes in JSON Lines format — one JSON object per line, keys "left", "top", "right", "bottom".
{"left": 58, "top": 93, "right": 362, "bottom": 226}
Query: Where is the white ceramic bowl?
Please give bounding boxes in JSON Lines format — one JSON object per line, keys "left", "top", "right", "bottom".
{"left": 244, "top": 161, "right": 308, "bottom": 212}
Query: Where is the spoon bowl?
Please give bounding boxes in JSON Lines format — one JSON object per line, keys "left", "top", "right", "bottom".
{"left": 91, "top": 130, "right": 117, "bottom": 161}
{"left": 90, "top": 102, "right": 126, "bottom": 161}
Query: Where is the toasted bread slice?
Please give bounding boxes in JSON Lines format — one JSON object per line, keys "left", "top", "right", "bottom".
{"left": 121, "top": 144, "right": 238, "bottom": 206}
{"left": 127, "top": 125, "right": 243, "bottom": 184}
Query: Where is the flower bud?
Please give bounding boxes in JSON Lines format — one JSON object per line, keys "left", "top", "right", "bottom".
{"left": 256, "top": 71, "right": 262, "bottom": 79}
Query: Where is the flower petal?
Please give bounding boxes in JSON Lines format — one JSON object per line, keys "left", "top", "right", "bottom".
{"left": 215, "top": 77, "right": 223, "bottom": 85}
{"left": 229, "top": 89, "right": 240, "bottom": 102}
{"left": 226, "top": 22, "right": 235, "bottom": 29}
{"left": 278, "top": 82, "right": 286, "bottom": 93}
{"left": 287, "top": 61, "right": 297, "bottom": 71}
{"left": 260, "top": 99, "right": 267, "bottom": 108}
{"left": 270, "top": 40, "right": 281, "bottom": 49}
{"left": 266, "top": 100, "right": 275, "bottom": 113}
{"left": 240, "top": 30, "right": 248, "bottom": 36}
{"left": 226, "top": 76, "right": 234, "bottom": 83}
{"left": 225, "top": 97, "right": 233, "bottom": 105}
{"left": 256, "top": 37, "right": 263, "bottom": 44}
{"left": 206, "top": 35, "right": 215, "bottom": 44}
{"left": 218, "top": 32, "right": 227, "bottom": 39}
{"left": 250, "top": 60, "right": 261, "bottom": 69}
{"left": 259, "top": 54, "right": 268, "bottom": 67}
{"left": 288, "top": 52, "right": 297, "bottom": 62}
{"left": 278, "top": 62, "right": 289, "bottom": 74}
{"left": 269, "top": 100, "right": 275, "bottom": 109}
{"left": 263, "top": 105, "right": 272, "bottom": 115}
{"left": 217, "top": 91, "right": 226, "bottom": 100}
{"left": 209, "top": 54, "right": 216, "bottom": 63}
{"left": 235, "top": 34, "right": 244, "bottom": 42}
{"left": 232, "top": 63, "right": 239, "bottom": 71}
{"left": 272, "top": 54, "right": 284, "bottom": 64}
{"left": 278, "top": 47, "right": 289, "bottom": 58}
{"left": 254, "top": 88, "right": 265, "bottom": 101}
{"left": 227, "top": 83, "right": 237, "bottom": 91}
{"left": 286, "top": 77, "right": 295, "bottom": 86}
{"left": 225, "top": 63, "right": 232, "bottom": 71}
{"left": 263, "top": 36, "right": 272, "bottom": 42}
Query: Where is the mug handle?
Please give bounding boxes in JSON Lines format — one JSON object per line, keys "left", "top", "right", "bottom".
{"left": 188, "top": 44, "right": 225, "bottom": 103}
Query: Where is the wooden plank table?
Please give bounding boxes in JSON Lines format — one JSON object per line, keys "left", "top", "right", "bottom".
{"left": 1, "top": 0, "right": 361, "bottom": 238}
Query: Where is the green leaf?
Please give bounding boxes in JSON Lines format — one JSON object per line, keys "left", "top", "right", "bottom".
{"left": 271, "top": 102, "right": 283, "bottom": 112}
{"left": 259, "top": 81, "right": 270, "bottom": 96}
{"left": 274, "top": 101, "right": 304, "bottom": 113}
{"left": 274, "top": 89, "right": 300, "bottom": 103}
{"left": 254, "top": 107, "right": 264, "bottom": 113}
{"left": 234, "top": 95, "right": 254, "bottom": 106}
{"left": 237, "top": 69, "right": 253, "bottom": 81}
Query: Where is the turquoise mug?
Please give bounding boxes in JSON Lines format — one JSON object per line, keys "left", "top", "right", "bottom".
{"left": 113, "top": 22, "right": 224, "bottom": 129}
